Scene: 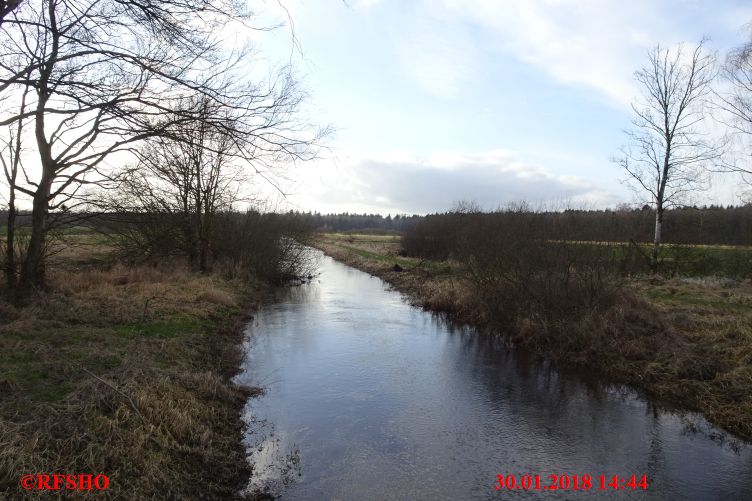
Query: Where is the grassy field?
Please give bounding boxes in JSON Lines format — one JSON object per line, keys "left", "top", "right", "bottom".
{"left": 0, "top": 236, "right": 262, "bottom": 499}
{"left": 314, "top": 232, "right": 752, "bottom": 443}
{"left": 558, "top": 239, "right": 752, "bottom": 277}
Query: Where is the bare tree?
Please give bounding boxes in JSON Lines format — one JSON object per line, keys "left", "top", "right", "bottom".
{"left": 715, "top": 29, "right": 752, "bottom": 201}
{"left": 0, "top": 0, "right": 324, "bottom": 298}
{"left": 615, "top": 41, "right": 719, "bottom": 273}
{"left": 0, "top": 0, "right": 22, "bottom": 26}
{"left": 0, "top": 77, "right": 30, "bottom": 294}
{"left": 112, "top": 97, "right": 246, "bottom": 271}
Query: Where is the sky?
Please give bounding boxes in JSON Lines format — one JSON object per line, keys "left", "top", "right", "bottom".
{"left": 253, "top": 0, "right": 752, "bottom": 215}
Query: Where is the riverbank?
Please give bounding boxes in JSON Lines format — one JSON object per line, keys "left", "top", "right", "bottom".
{"left": 314, "top": 232, "right": 752, "bottom": 443}
{"left": 0, "top": 235, "right": 261, "bottom": 498}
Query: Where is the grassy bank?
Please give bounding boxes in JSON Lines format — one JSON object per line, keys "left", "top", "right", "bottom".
{"left": 314, "top": 232, "right": 752, "bottom": 443}
{"left": 0, "top": 237, "right": 262, "bottom": 499}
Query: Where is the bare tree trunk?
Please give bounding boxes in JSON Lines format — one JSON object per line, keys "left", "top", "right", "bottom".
{"left": 182, "top": 216, "right": 198, "bottom": 269}
{"left": 198, "top": 203, "right": 212, "bottom": 273}
{"left": 19, "top": 171, "right": 52, "bottom": 295}
{"left": 190, "top": 208, "right": 202, "bottom": 270}
{"left": 21, "top": 92, "right": 55, "bottom": 295}
{"left": 17, "top": 0, "right": 57, "bottom": 299}
{"left": 198, "top": 234, "right": 209, "bottom": 272}
{"left": 185, "top": 229, "right": 198, "bottom": 268}
{"left": 650, "top": 207, "right": 663, "bottom": 274}
{"left": 5, "top": 187, "right": 17, "bottom": 293}
{"left": 2, "top": 83, "right": 27, "bottom": 297}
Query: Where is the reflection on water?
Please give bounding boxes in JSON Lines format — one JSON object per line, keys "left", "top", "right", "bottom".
{"left": 235, "top": 252, "right": 752, "bottom": 500}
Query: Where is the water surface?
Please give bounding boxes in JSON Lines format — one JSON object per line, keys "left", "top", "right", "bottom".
{"left": 236, "top": 253, "right": 752, "bottom": 500}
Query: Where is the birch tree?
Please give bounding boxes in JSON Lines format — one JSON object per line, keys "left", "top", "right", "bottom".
{"left": 615, "top": 41, "right": 719, "bottom": 273}
{"left": 715, "top": 30, "right": 752, "bottom": 201}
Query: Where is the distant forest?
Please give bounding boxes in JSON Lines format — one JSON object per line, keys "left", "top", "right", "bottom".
{"left": 3, "top": 204, "right": 751, "bottom": 247}
{"left": 295, "top": 205, "right": 752, "bottom": 246}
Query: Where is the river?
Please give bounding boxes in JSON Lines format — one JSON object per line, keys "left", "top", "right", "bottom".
{"left": 235, "top": 252, "right": 752, "bottom": 500}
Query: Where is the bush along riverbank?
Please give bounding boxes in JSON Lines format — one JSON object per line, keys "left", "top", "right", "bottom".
{"left": 0, "top": 251, "right": 264, "bottom": 499}
{"left": 314, "top": 232, "right": 752, "bottom": 443}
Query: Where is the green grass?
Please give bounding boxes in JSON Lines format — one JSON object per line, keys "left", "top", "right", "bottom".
{"left": 0, "top": 327, "right": 122, "bottom": 408}
{"left": 543, "top": 240, "right": 752, "bottom": 278}
{"left": 111, "top": 317, "right": 205, "bottom": 339}
{"left": 324, "top": 231, "right": 752, "bottom": 279}
{"left": 0, "top": 266, "right": 242, "bottom": 414}
{"left": 334, "top": 242, "right": 455, "bottom": 274}
{"left": 338, "top": 244, "right": 405, "bottom": 263}
{"left": 324, "top": 232, "right": 401, "bottom": 243}
{"left": 643, "top": 289, "right": 752, "bottom": 312}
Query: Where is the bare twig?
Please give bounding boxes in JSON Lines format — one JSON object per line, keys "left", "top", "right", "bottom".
{"left": 81, "top": 367, "right": 149, "bottom": 427}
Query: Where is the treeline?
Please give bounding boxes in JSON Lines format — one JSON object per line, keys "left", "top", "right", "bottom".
{"left": 301, "top": 205, "right": 752, "bottom": 247}
{"left": 97, "top": 210, "right": 316, "bottom": 284}
{"left": 298, "top": 212, "right": 422, "bottom": 233}
{"left": 400, "top": 205, "right": 752, "bottom": 277}
{"left": 546, "top": 206, "right": 752, "bottom": 246}
{"left": 0, "top": 209, "right": 316, "bottom": 286}
{"left": 5, "top": 203, "right": 748, "bottom": 286}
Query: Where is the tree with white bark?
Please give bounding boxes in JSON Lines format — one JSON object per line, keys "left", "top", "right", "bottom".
{"left": 715, "top": 28, "right": 752, "bottom": 202}
{"left": 615, "top": 41, "right": 720, "bottom": 273}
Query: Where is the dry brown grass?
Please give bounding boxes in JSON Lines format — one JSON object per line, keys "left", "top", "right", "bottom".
{"left": 628, "top": 277, "right": 752, "bottom": 438}
{"left": 18, "top": 263, "right": 243, "bottom": 327}
{"left": 0, "top": 241, "right": 262, "bottom": 499}
{"left": 314, "top": 232, "right": 752, "bottom": 442}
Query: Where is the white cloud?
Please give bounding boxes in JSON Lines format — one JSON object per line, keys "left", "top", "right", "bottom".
{"left": 384, "top": 0, "right": 703, "bottom": 107}
{"left": 285, "top": 150, "right": 619, "bottom": 214}
{"left": 387, "top": 7, "right": 479, "bottom": 99}
{"left": 352, "top": 0, "right": 383, "bottom": 8}
{"left": 440, "top": 0, "right": 686, "bottom": 106}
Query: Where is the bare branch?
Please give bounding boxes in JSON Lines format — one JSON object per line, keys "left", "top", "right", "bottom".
{"left": 613, "top": 40, "right": 719, "bottom": 272}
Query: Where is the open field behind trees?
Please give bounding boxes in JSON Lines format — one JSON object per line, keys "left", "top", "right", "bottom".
{"left": 313, "top": 232, "right": 752, "bottom": 443}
